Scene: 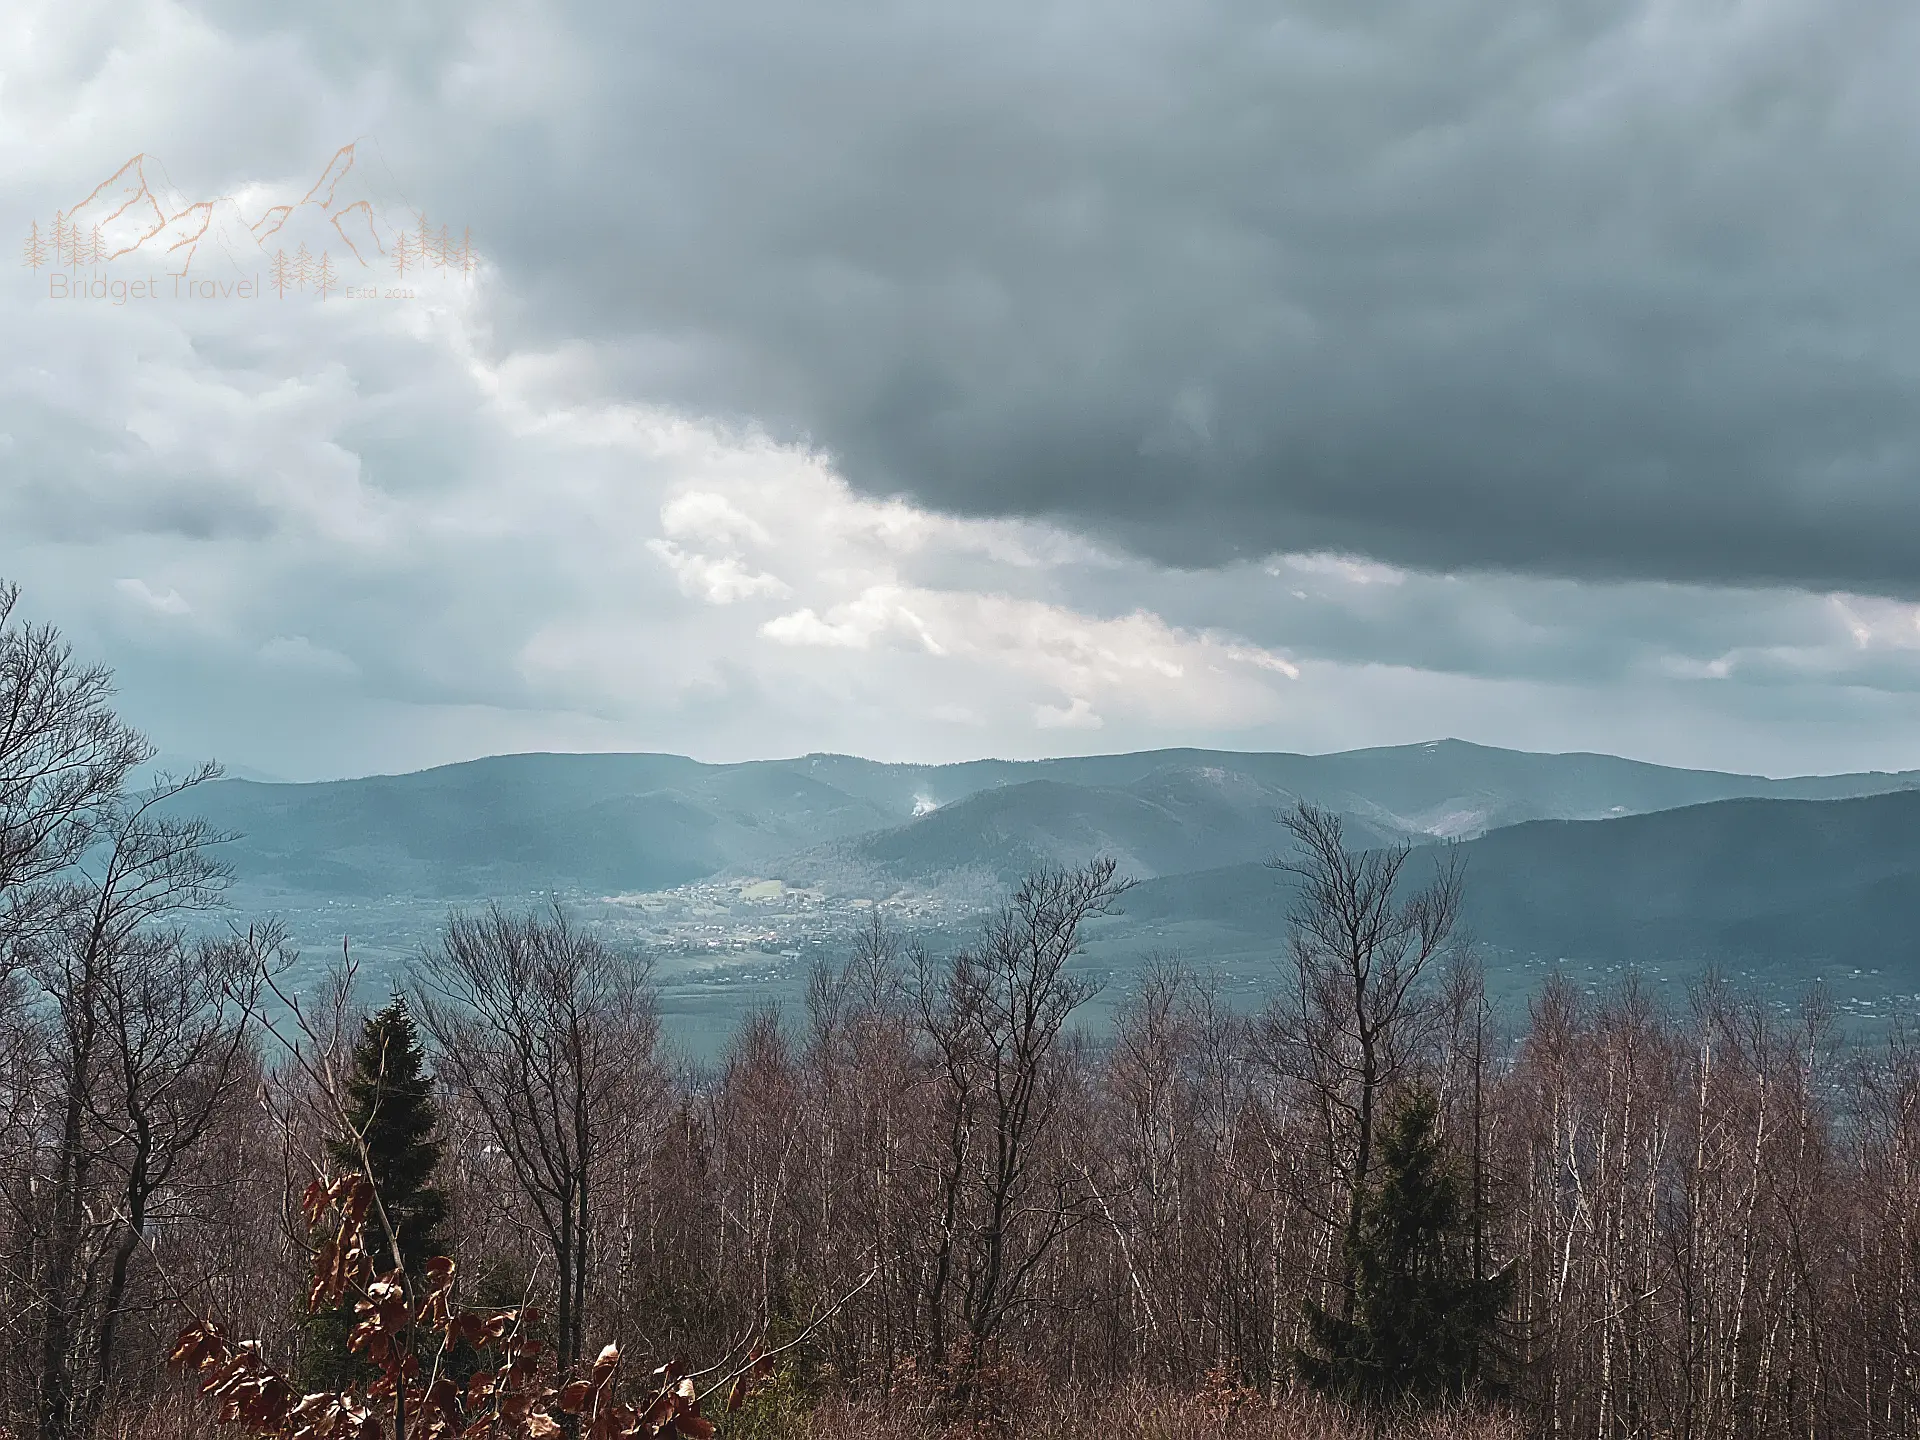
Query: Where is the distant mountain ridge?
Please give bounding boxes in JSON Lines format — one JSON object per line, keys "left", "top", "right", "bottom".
{"left": 164, "top": 740, "right": 1920, "bottom": 901}
{"left": 819, "top": 772, "right": 1417, "bottom": 888}
{"left": 1114, "top": 786, "right": 1920, "bottom": 980}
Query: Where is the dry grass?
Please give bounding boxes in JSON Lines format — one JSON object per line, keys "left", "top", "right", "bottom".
{"left": 93, "top": 1371, "right": 1522, "bottom": 1440}
{"left": 741, "top": 1375, "right": 1520, "bottom": 1440}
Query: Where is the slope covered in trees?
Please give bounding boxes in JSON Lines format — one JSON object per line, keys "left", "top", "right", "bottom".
{"left": 1115, "top": 786, "right": 1920, "bottom": 982}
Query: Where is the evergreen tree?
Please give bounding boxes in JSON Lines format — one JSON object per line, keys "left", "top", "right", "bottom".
{"left": 1297, "top": 1087, "right": 1511, "bottom": 1409}
{"left": 303, "top": 994, "right": 449, "bottom": 1387}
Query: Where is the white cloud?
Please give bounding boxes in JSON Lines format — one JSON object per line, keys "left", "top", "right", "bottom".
{"left": 760, "top": 586, "right": 943, "bottom": 655}
{"left": 115, "top": 577, "right": 191, "bottom": 615}
{"left": 1830, "top": 596, "right": 1920, "bottom": 653}
{"left": 647, "top": 540, "right": 790, "bottom": 604}
{"left": 1273, "top": 554, "right": 1409, "bottom": 588}
{"left": 759, "top": 607, "right": 872, "bottom": 650}
{"left": 1035, "top": 697, "right": 1102, "bottom": 730}
{"left": 659, "top": 491, "right": 772, "bottom": 548}
{"left": 259, "top": 634, "right": 359, "bottom": 676}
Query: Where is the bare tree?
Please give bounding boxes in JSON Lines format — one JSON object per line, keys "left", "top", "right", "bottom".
{"left": 414, "top": 904, "right": 660, "bottom": 1369}
{"left": 1263, "top": 803, "right": 1463, "bottom": 1312}
{"left": 918, "top": 856, "right": 1130, "bottom": 1405}
{"left": 793, "top": 907, "right": 926, "bottom": 1386}
{"left": 0, "top": 580, "right": 150, "bottom": 962}
{"left": 12, "top": 770, "right": 269, "bottom": 1440}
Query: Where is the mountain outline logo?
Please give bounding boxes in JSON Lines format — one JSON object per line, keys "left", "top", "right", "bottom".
{"left": 22, "top": 142, "right": 475, "bottom": 300}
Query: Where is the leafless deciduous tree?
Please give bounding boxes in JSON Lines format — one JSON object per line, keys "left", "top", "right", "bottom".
{"left": 918, "top": 856, "right": 1130, "bottom": 1405}
{"left": 8, "top": 769, "right": 273, "bottom": 1440}
{"left": 1263, "top": 803, "right": 1464, "bottom": 1311}
{"left": 415, "top": 904, "right": 662, "bottom": 1370}
{"left": 0, "top": 580, "right": 150, "bottom": 962}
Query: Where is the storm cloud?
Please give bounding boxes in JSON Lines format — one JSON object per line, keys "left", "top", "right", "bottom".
{"left": 326, "top": 0, "right": 1920, "bottom": 591}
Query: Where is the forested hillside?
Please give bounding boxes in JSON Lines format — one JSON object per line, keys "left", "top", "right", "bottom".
{"left": 1118, "top": 787, "right": 1920, "bottom": 980}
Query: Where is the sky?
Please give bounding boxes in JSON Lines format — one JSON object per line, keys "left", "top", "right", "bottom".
{"left": 6, "top": 0, "right": 1920, "bottom": 782}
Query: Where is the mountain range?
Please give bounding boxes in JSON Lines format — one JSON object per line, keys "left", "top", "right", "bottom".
{"left": 156, "top": 740, "right": 1920, "bottom": 1016}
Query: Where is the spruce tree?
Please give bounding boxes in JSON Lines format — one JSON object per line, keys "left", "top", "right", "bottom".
{"left": 303, "top": 994, "right": 449, "bottom": 1386}
{"left": 1297, "top": 1087, "right": 1511, "bottom": 1409}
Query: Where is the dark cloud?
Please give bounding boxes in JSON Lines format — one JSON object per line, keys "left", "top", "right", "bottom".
{"left": 161, "top": 1, "right": 1920, "bottom": 591}
{"left": 379, "top": 0, "right": 1918, "bottom": 593}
